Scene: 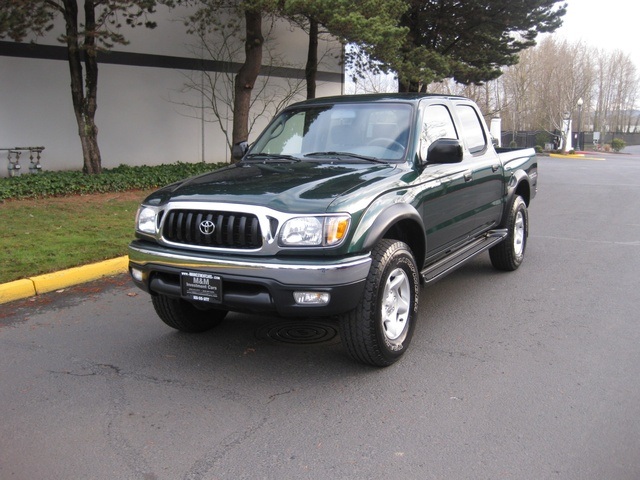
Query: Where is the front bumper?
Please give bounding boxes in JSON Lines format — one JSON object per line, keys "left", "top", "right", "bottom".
{"left": 128, "top": 240, "right": 371, "bottom": 317}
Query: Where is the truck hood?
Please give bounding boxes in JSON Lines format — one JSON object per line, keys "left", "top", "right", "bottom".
{"left": 144, "top": 161, "right": 399, "bottom": 213}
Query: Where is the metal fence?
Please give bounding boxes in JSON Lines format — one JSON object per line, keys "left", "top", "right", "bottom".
{"left": 501, "top": 132, "right": 640, "bottom": 150}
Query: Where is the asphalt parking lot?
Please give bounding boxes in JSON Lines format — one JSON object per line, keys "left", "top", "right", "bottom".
{"left": 1, "top": 153, "right": 639, "bottom": 479}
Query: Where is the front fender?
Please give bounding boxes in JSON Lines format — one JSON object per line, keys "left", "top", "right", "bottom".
{"left": 350, "top": 199, "right": 426, "bottom": 268}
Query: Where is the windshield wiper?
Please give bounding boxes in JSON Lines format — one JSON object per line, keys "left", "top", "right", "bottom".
{"left": 304, "top": 151, "right": 387, "bottom": 164}
{"left": 243, "top": 153, "right": 301, "bottom": 163}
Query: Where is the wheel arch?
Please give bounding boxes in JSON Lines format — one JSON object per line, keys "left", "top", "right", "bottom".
{"left": 361, "top": 203, "right": 426, "bottom": 270}
{"left": 506, "top": 168, "right": 533, "bottom": 206}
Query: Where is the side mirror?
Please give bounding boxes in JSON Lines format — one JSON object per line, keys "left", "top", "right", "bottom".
{"left": 425, "top": 138, "right": 463, "bottom": 165}
{"left": 232, "top": 141, "right": 249, "bottom": 161}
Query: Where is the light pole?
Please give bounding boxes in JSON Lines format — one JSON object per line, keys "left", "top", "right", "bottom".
{"left": 577, "top": 97, "right": 584, "bottom": 151}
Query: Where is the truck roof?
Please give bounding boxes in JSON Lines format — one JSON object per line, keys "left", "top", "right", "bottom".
{"left": 287, "top": 93, "right": 469, "bottom": 108}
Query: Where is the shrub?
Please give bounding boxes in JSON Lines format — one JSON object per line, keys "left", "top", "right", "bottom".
{"left": 535, "top": 132, "right": 551, "bottom": 147}
{"left": 535, "top": 145, "right": 543, "bottom": 153}
{"left": 611, "top": 138, "right": 626, "bottom": 152}
{"left": 0, "top": 162, "right": 226, "bottom": 201}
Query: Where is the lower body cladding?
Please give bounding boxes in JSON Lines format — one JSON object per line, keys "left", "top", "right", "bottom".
{"left": 128, "top": 241, "right": 371, "bottom": 317}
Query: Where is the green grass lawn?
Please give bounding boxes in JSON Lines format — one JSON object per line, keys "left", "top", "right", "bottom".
{"left": 0, "top": 190, "right": 153, "bottom": 284}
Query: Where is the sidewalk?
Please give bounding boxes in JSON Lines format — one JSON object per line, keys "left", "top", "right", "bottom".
{"left": 0, "top": 256, "right": 129, "bottom": 304}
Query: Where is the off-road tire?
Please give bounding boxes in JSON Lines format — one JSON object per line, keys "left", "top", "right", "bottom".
{"left": 489, "top": 195, "right": 528, "bottom": 271}
{"left": 152, "top": 294, "right": 227, "bottom": 333}
{"left": 339, "top": 239, "right": 419, "bottom": 367}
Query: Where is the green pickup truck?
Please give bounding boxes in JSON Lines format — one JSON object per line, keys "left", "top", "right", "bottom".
{"left": 129, "top": 94, "right": 537, "bottom": 367}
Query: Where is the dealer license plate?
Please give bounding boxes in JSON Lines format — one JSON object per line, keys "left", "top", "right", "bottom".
{"left": 180, "top": 271, "right": 222, "bottom": 303}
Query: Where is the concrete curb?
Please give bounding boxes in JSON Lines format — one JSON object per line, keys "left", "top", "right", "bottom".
{"left": 0, "top": 256, "right": 129, "bottom": 305}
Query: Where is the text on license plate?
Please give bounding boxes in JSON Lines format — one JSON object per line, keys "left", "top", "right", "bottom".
{"left": 180, "top": 272, "right": 222, "bottom": 303}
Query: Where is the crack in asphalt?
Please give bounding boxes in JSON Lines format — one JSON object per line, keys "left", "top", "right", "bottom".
{"left": 47, "top": 359, "right": 272, "bottom": 480}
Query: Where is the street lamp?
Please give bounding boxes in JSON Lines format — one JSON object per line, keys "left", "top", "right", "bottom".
{"left": 577, "top": 97, "right": 584, "bottom": 151}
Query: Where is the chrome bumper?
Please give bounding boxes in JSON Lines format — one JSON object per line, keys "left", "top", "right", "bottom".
{"left": 128, "top": 241, "right": 372, "bottom": 316}
{"left": 128, "top": 241, "right": 372, "bottom": 287}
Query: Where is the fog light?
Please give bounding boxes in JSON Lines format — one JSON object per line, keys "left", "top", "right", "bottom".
{"left": 131, "top": 268, "right": 144, "bottom": 282}
{"left": 293, "top": 291, "right": 330, "bottom": 305}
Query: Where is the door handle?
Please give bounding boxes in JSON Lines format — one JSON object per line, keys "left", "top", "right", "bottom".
{"left": 464, "top": 172, "right": 473, "bottom": 182}
{"left": 492, "top": 164, "right": 500, "bottom": 172}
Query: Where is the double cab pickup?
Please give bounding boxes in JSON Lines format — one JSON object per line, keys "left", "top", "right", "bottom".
{"left": 129, "top": 94, "right": 537, "bottom": 366}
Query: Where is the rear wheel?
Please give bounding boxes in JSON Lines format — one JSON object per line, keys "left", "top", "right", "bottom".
{"left": 339, "top": 239, "right": 419, "bottom": 367}
{"left": 490, "top": 195, "right": 528, "bottom": 271}
{"left": 152, "top": 294, "right": 227, "bottom": 333}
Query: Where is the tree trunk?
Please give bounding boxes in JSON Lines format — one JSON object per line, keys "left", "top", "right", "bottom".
{"left": 232, "top": 9, "right": 263, "bottom": 161}
{"left": 305, "top": 17, "right": 318, "bottom": 99}
{"left": 61, "top": 0, "right": 102, "bottom": 174}
{"left": 398, "top": 79, "right": 422, "bottom": 93}
{"left": 398, "top": 78, "right": 409, "bottom": 93}
{"left": 81, "top": 0, "right": 101, "bottom": 174}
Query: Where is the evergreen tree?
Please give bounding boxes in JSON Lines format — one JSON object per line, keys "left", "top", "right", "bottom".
{"left": 281, "top": 0, "right": 407, "bottom": 98}
{"left": 396, "top": 0, "right": 567, "bottom": 92}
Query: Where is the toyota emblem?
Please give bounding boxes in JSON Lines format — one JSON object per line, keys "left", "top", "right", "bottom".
{"left": 199, "top": 220, "right": 215, "bottom": 235}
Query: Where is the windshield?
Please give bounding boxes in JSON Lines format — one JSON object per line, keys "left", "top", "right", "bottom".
{"left": 249, "top": 103, "right": 413, "bottom": 162}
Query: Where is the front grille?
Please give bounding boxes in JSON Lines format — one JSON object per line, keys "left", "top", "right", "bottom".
{"left": 163, "top": 209, "right": 263, "bottom": 249}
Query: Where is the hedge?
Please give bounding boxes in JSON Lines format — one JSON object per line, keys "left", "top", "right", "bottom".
{"left": 0, "top": 162, "right": 226, "bottom": 201}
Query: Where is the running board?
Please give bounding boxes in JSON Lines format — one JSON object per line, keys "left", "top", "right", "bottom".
{"left": 420, "top": 229, "right": 508, "bottom": 284}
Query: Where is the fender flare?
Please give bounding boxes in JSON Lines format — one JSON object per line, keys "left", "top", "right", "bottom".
{"left": 360, "top": 203, "right": 427, "bottom": 267}
{"left": 507, "top": 170, "right": 532, "bottom": 202}
{"left": 502, "top": 170, "right": 532, "bottom": 224}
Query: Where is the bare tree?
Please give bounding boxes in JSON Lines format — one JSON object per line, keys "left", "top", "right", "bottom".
{"left": 496, "top": 37, "right": 594, "bottom": 150}
{"left": 499, "top": 37, "right": 640, "bottom": 148}
{"left": 175, "top": 16, "right": 306, "bottom": 154}
{"left": 421, "top": 36, "right": 638, "bottom": 150}
{"left": 1, "top": 0, "right": 159, "bottom": 174}
{"left": 345, "top": 67, "right": 397, "bottom": 94}
{"left": 594, "top": 50, "right": 638, "bottom": 140}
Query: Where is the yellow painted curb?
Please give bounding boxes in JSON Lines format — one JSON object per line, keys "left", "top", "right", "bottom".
{"left": 550, "top": 152, "right": 585, "bottom": 157}
{"left": 0, "top": 256, "right": 130, "bottom": 305}
{"left": 0, "top": 279, "right": 37, "bottom": 304}
{"left": 549, "top": 153, "right": 605, "bottom": 161}
{"left": 32, "top": 256, "right": 129, "bottom": 295}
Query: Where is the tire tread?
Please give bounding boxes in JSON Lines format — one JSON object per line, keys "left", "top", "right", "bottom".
{"left": 152, "top": 295, "right": 227, "bottom": 333}
{"left": 490, "top": 195, "right": 528, "bottom": 271}
{"left": 340, "top": 239, "right": 417, "bottom": 367}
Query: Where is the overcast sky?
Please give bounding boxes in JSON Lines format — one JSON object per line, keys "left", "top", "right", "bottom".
{"left": 555, "top": 0, "right": 639, "bottom": 68}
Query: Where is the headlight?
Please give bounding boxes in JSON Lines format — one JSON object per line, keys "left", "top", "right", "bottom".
{"left": 136, "top": 206, "right": 160, "bottom": 235}
{"left": 280, "top": 215, "right": 350, "bottom": 247}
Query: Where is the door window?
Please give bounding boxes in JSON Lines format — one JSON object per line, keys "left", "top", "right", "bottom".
{"left": 420, "top": 105, "right": 458, "bottom": 160}
{"left": 455, "top": 104, "right": 487, "bottom": 153}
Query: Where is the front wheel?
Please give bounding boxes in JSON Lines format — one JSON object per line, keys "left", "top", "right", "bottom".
{"left": 339, "top": 240, "right": 420, "bottom": 367}
{"left": 152, "top": 294, "right": 228, "bottom": 333}
{"left": 489, "top": 195, "right": 529, "bottom": 271}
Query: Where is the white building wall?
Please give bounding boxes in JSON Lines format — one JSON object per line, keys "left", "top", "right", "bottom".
{"left": 0, "top": 5, "right": 343, "bottom": 176}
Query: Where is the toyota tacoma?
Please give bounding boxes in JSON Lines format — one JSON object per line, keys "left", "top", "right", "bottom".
{"left": 128, "top": 94, "right": 537, "bottom": 367}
